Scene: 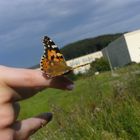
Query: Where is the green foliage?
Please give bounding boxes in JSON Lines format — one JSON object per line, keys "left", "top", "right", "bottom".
{"left": 89, "top": 57, "right": 110, "bottom": 73}
{"left": 65, "top": 71, "right": 83, "bottom": 81}
{"left": 61, "top": 33, "right": 123, "bottom": 60}
{"left": 19, "top": 64, "right": 140, "bottom": 140}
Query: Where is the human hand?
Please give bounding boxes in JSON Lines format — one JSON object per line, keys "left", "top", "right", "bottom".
{"left": 0, "top": 65, "right": 74, "bottom": 140}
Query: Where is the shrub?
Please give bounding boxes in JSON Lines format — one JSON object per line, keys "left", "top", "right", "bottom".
{"left": 66, "top": 71, "right": 83, "bottom": 81}
{"left": 90, "top": 57, "right": 110, "bottom": 73}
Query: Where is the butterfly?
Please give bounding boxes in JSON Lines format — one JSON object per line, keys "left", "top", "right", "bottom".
{"left": 40, "top": 35, "right": 90, "bottom": 78}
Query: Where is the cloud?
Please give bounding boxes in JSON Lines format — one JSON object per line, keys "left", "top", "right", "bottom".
{"left": 51, "top": 0, "right": 140, "bottom": 45}
{"left": 0, "top": 0, "right": 140, "bottom": 67}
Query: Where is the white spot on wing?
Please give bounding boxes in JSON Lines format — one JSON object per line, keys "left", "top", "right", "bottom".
{"left": 52, "top": 45, "right": 57, "bottom": 48}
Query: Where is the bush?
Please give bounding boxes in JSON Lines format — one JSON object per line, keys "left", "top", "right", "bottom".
{"left": 90, "top": 57, "right": 110, "bottom": 73}
{"left": 66, "top": 71, "right": 83, "bottom": 81}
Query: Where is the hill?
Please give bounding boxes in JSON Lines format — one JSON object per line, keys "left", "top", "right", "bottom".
{"left": 30, "top": 33, "right": 123, "bottom": 69}
{"left": 61, "top": 33, "right": 123, "bottom": 60}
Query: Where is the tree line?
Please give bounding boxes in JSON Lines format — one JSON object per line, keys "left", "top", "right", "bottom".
{"left": 61, "top": 33, "right": 123, "bottom": 60}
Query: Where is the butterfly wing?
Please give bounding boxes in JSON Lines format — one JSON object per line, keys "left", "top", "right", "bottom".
{"left": 40, "top": 36, "right": 72, "bottom": 77}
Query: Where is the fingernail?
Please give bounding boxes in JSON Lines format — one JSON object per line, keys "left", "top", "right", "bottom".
{"left": 46, "top": 112, "right": 53, "bottom": 122}
{"left": 40, "top": 112, "right": 53, "bottom": 123}
{"left": 66, "top": 84, "right": 75, "bottom": 90}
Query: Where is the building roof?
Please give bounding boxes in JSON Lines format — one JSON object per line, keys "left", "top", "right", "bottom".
{"left": 124, "top": 29, "right": 140, "bottom": 37}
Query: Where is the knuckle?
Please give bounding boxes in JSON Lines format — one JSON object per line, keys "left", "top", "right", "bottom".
{"left": 0, "top": 104, "right": 15, "bottom": 128}
{"left": 0, "top": 87, "right": 14, "bottom": 103}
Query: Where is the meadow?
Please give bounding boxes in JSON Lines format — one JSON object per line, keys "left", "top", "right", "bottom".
{"left": 19, "top": 64, "right": 140, "bottom": 140}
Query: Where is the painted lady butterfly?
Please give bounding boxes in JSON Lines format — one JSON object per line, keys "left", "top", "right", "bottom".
{"left": 40, "top": 36, "right": 90, "bottom": 78}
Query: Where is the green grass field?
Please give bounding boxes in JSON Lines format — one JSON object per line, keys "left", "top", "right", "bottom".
{"left": 19, "top": 64, "right": 140, "bottom": 140}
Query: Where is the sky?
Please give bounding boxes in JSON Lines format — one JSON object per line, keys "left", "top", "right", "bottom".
{"left": 0, "top": 0, "right": 140, "bottom": 68}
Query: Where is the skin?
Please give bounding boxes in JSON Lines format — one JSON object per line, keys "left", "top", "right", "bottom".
{"left": 0, "top": 65, "right": 74, "bottom": 140}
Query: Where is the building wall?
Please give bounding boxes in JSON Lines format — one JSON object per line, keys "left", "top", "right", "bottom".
{"left": 102, "top": 36, "right": 131, "bottom": 68}
{"left": 124, "top": 30, "right": 140, "bottom": 63}
{"left": 66, "top": 51, "right": 103, "bottom": 74}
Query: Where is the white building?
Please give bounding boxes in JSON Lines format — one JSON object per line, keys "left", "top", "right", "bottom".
{"left": 66, "top": 51, "right": 103, "bottom": 74}
{"left": 102, "top": 29, "right": 140, "bottom": 68}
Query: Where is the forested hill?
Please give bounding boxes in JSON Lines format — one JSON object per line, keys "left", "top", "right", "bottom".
{"left": 60, "top": 33, "right": 123, "bottom": 60}
{"left": 30, "top": 33, "right": 123, "bottom": 69}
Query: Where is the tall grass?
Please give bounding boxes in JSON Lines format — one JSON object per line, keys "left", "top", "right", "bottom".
{"left": 20, "top": 64, "right": 140, "bottom": 140}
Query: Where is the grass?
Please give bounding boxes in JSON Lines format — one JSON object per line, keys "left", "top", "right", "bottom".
{"left": 19, "top": 64, "right": 140, "bottom": 140}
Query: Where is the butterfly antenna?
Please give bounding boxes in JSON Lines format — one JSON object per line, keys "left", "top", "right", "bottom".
{"left": 72, "top": 63, "right": 91, "bottom": 70}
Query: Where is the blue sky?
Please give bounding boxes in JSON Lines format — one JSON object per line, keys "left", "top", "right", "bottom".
{"left": 0, "top": 0, "right": 140, "bottom": 68}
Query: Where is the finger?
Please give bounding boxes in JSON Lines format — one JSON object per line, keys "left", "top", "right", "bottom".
{"left": 0, "top": 66, "right": 74, "bottom": 101}
{"left": 13, "top": 113, "right": 52, "bottom": 140}
{"left": 0, "top": 102, "right": 20, "bottom": 128}
{"left": 0, "top": 77, "right": 74, "bottom": 103}
{"left": 0, "top": 66, "right": 74, "bottom": 90}
{"left": 9, "top": 75, "right": 74, "bottom": 101}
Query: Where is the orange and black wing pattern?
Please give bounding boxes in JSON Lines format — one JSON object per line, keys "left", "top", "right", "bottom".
{"left": 40, "top": 36, "right": 72, "bottom": 78}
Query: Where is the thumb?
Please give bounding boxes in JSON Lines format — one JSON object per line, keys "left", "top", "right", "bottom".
{"left": 13, "top": 113, "right": 52, "bottom": 140}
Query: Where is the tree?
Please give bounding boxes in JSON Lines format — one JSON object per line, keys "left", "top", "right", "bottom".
{"left": 90, "top": 57, "right": 110, "bottom": 73}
